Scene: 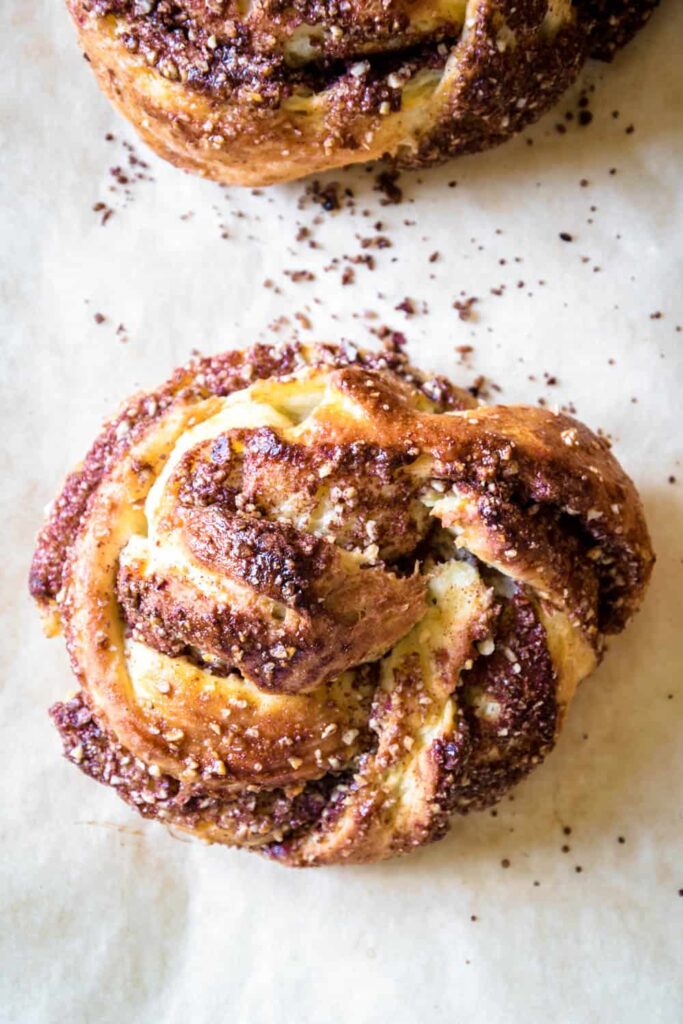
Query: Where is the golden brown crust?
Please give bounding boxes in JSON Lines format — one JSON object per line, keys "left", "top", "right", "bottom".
{"left": 65, "top": 0, "right": 658, "bottom": 185}
{"left": 31, "top": 341, "right": 654, "bottom": 865}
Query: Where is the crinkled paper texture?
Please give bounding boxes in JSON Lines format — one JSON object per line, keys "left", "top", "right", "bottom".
{"left": 1, "top": 1, "right": 682, "bottom": 1021}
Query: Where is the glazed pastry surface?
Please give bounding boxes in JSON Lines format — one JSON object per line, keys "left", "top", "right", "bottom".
{"left": 66, "top": 0, "right": 659, "bottom": 184}
{"left": 31, "top": 342, "right": 654, "bottom": 865}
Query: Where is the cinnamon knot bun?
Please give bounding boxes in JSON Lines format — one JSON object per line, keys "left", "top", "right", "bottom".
{"left": 66, "top": 0, "right": 658, "bottom": 185}
{"left": 30, "top": 342, "right": 654, "bottom": 865}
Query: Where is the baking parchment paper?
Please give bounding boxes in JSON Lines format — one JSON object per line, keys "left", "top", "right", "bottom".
{"left": 1, "top": 2, "right": 682, "bottom": 1021}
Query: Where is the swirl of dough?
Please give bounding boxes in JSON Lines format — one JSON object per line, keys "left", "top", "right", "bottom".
{"left": 31, "top": 341, "right": 653, "bottom": 864}
{"left": 65, "top": 0, "right": 658, "bottom": 184}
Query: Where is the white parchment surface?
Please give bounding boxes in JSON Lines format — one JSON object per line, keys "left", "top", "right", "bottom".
{"left": 1, "top": 2, "right": 682, "bottom": 1021}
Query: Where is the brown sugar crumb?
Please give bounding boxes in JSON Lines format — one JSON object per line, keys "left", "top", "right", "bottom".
{"left": 453, "top": 296, "right": 479, "bottom": 322}
{"left": 341, "top": 267, "right": 355, "bottom": 286}
{"left": 559, "top": 232, "right": 574, "bottom": 242}
{"left": 360, "top": 235, "right": 392, "bottom": 250}
{"left": 294, "top": 312, "right": 312, "bottom": 330}
{"left": 268, "top": 315, "right": 291, "bottom": 334}
{"left": 501, "top": 858, "right": 511, "bottom": 869}
{"left": 429, "top": 252, "right": 441, "bottom": 263}
{"left": 110, "top": 165, "right": 130, "bottom": 187}
{"left": 347, "top": 253, "right": 376, "bottom": 271}
{"left": 650, "top": 311, "right": 663, "bottom": 320}
{"left": 92, "top": 201, "right": 114, "bottom": 226}
{"left": 374, "top": 169, "right": 403, "bottom": 205}
{"left": 284, "top": 270, "right": 316, "bottom": 283}
{"left": 306, "top": 180, "right": 342, "bottom": 212}
{"left": 91, "top": 137, "right": 154, "bottom": 225}
{"left": 395, "top": 297, "right": 416, "bottom": 316}
{"left": 370, "top": 326, "right": 407, "bottom": 350}
{"left": 93, "top": 313, "right": 106, "bottom": 325}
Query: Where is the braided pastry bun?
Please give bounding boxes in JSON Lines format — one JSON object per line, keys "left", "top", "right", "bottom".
{"left": 31, "top": 342, "right": 653, "bottom": 866}
{"left": 67, "top": 0, "right": 658, "bottom": 185}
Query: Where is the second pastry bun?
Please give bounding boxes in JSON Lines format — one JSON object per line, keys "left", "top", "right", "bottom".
{"left": 67, "top": 0, "right": 658, "bottom": 185}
